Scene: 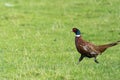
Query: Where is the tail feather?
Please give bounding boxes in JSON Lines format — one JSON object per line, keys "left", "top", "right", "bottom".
{"left": 107, "top": 40, "right": 120, "bottom": 46}
{"left": 98, "top": 40, "right": 120, "bottom": 53}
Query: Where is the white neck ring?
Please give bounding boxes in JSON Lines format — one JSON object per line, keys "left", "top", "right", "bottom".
{"left": 76, "top": 35, "right": 80, "bottom": 37}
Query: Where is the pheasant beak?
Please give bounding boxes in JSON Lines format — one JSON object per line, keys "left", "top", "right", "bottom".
{"left": 71, "top": 30, "right": 73, "bottom": 32}
{"left": 71, "top": 31, "right": 73, "bottom": 34}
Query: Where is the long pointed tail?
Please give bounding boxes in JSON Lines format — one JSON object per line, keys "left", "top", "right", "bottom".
{"left": 98, "top": 40, "right": 120, "bottom": 53}
{"left": 107, "top": 40, "right": 120, "bottom": 47}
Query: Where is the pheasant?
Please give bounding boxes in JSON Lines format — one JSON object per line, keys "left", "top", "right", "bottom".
{"left": 72, "top": 28, "right": 120, "bottom": 64}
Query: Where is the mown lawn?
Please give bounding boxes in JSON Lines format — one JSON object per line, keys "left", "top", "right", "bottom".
{"left": 0, "top": 0, "right": 120, "bottom": 80}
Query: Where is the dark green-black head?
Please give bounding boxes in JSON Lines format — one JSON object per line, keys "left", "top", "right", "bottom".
{"left": 72, "top": 28, "right": 81, "bottom": 36}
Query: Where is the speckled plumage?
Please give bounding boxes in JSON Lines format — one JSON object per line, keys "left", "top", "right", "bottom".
{"left": 72, "top": 28, "right": 120, "bottom": 64}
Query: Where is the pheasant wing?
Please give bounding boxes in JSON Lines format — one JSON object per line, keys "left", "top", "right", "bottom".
{"left": 80, "top": 44, "right": 100, "bottom": 55}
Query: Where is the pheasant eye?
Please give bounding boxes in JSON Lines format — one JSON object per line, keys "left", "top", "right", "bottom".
{"left": 72, "top": 28, "right": 77, "bottom": 32}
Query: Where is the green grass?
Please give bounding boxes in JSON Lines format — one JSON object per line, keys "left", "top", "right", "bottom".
{"left": 0, "top": 0, "right": 120, "bottom": 80}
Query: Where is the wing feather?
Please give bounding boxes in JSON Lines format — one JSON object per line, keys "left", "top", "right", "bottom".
{"left": 80, "top": 44, "right": 100, "bottom": 54}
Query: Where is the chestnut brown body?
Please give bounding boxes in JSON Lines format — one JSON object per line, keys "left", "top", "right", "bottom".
{"left": 73, "top": 28, "right": 120, "bottom": 63}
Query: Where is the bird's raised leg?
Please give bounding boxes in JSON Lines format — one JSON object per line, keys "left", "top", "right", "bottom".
{"left": 94, "top": 57, "right": 99, "bottom": 63}
{"left": 77, "top": 55, "right": 84, "bottom": 64}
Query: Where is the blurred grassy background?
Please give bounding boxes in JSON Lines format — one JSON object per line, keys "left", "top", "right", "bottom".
{"left": 0, "top": 0, "right": 120, "bottom": 80}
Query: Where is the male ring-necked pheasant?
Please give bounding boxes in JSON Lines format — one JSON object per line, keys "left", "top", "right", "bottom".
{"left": 72, "top": 28, "right": 120, "bottom": 64}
